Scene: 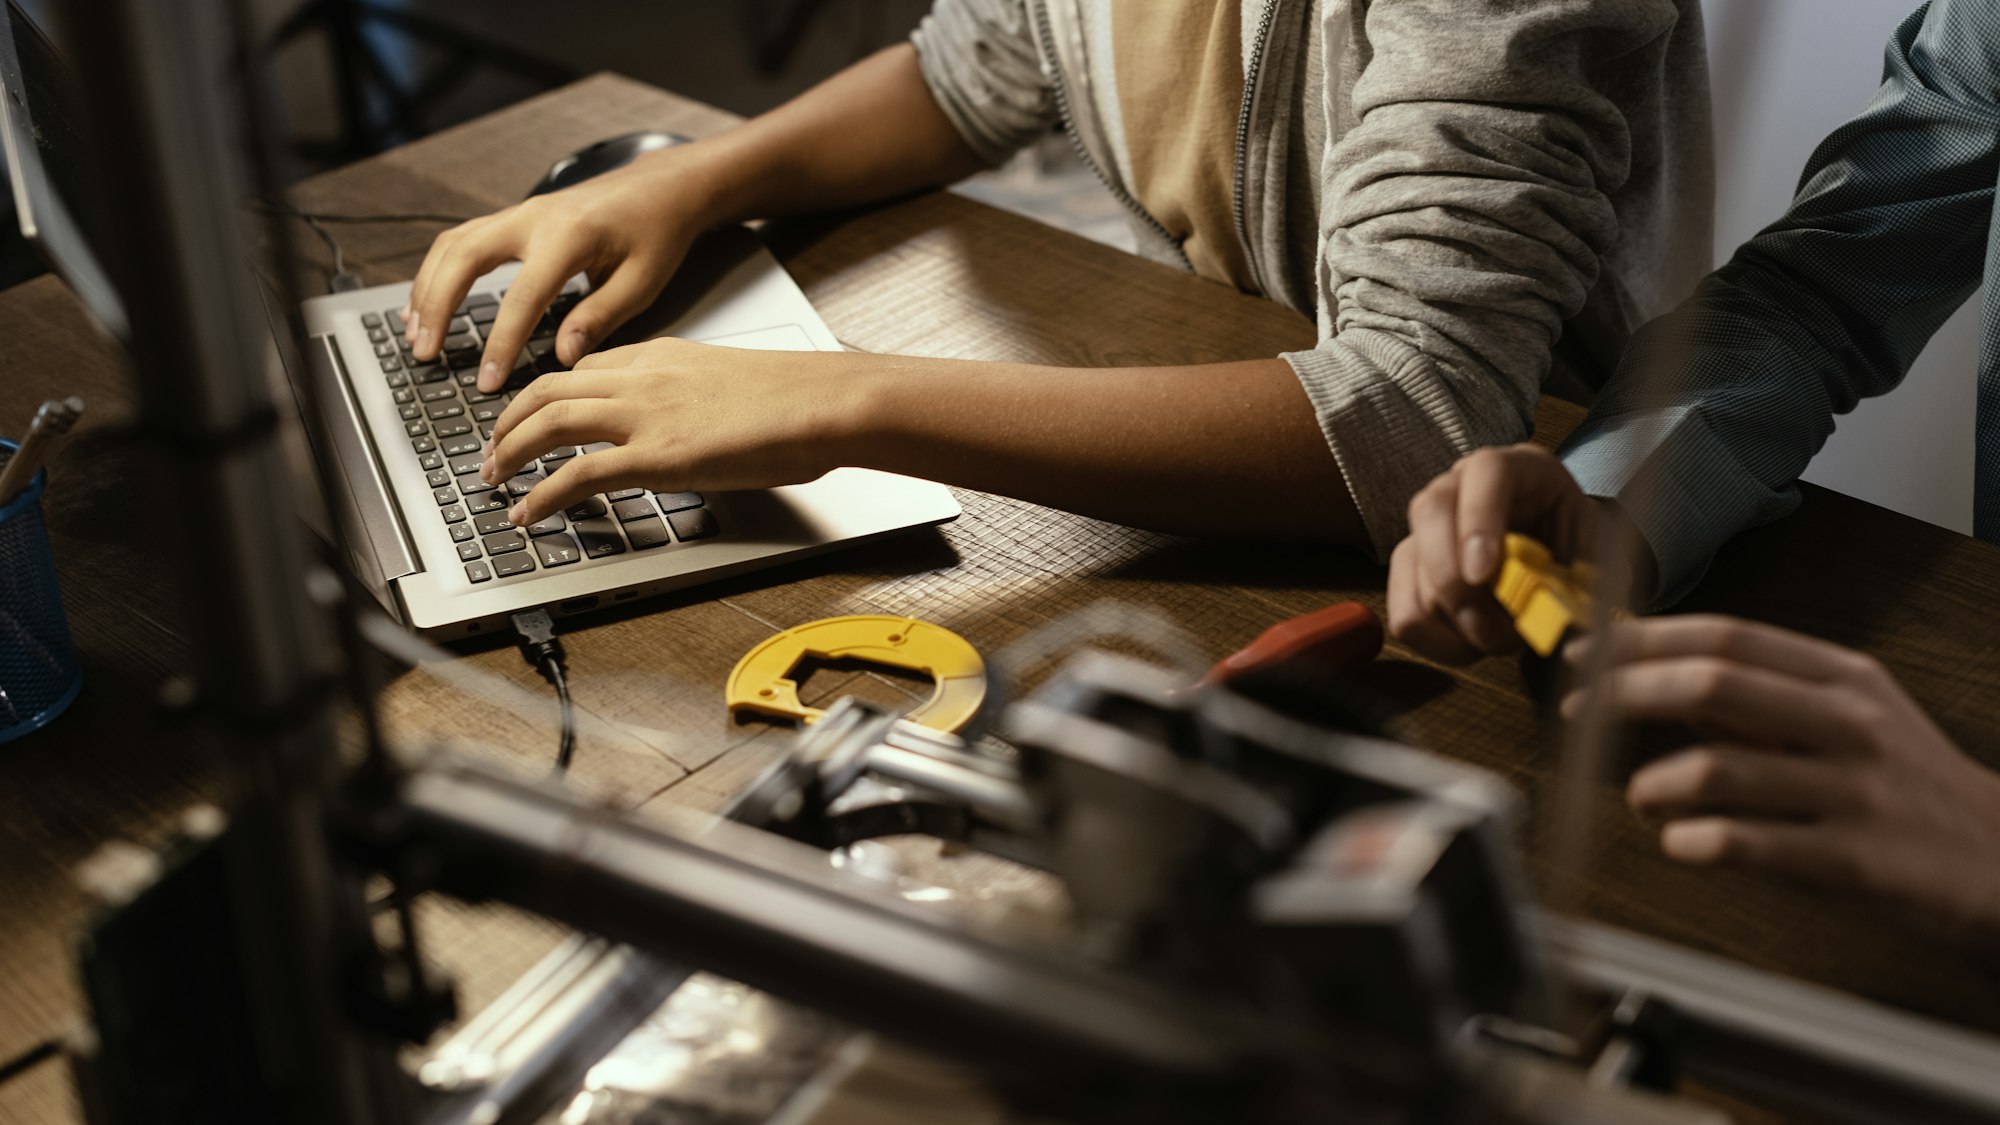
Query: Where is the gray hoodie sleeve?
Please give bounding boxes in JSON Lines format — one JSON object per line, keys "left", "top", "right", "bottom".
{"left": 1285, "top": 0, "right": 1685, "bottom": 558}
{"left": 910, "top": 0, "right": 1058, "bottom": 167}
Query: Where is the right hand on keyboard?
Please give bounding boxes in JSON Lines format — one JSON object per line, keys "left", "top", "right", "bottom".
{"left": 404, "top": 145, "right": 718, "bottom": 394}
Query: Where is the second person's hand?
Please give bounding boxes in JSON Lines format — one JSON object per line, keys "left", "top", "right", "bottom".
{"left": 1387, "top": 444, "right": 1623, "bottom": 664}
{"left": 403, "top": 145, "right": 726, "bottom": 393}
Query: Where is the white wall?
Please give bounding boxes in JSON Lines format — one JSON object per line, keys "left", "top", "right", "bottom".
{"left": 1704, "top": 0, "right": 1981, "bottom": 533}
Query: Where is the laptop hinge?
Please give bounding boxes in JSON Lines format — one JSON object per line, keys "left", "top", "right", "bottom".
{"left": 299, "top": 333, "right": 419, "bottom": 609}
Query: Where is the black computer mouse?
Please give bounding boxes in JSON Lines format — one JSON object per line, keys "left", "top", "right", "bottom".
{"left": 526, "top": 131, "right": 692, "bottom": 198}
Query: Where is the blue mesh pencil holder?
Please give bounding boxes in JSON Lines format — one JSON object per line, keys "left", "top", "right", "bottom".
{"left": 0, "top": 438, "right": 82, "bottom": 743}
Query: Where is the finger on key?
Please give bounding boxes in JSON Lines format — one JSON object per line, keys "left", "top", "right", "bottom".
{"left": 411, "top": 220, "right": 517, "bottom": 362}
{"left": 485, "top": 398, "right": 629, "bottom": 485}
{"left": 477, "top": 256, "right": 576, "bottom": 392}
{"left": 485, "top": 371, "right": 624, "bottom": 466}
{"left": 512, "top": 446, "right": 646, "bottom": 527}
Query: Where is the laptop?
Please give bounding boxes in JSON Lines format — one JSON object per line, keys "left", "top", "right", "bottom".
{"left": 0, "top": 0, "right": 959, "bottom": 640}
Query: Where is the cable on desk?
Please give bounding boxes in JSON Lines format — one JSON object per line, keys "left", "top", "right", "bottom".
{"left": 0, "top": 1037, "right": 61, "bottom": 1090}
{"left": 255, "top": 198, "right": 473, "bottom": 294}
{"left": 511, "top": 608, "right": 576, "bottom": 774}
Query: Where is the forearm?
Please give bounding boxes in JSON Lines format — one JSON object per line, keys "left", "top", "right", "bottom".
{"left": 665, "top": 45, "right": 987, "bottom": 229}
{"left": 845, "top": 355, "right": 1362, "bottom": 542}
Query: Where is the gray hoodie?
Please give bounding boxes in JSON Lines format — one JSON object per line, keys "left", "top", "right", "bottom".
{"left": 912, "top": 0, "right": 1713, "bottom": 556}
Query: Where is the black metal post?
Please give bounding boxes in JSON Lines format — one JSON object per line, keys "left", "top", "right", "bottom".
{"left": 59, "top": 1, "right": 407, "bottom": 1120}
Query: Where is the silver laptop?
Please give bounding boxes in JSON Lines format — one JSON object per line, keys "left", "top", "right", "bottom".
{"left": 1, "top": 1, "right": 958, "bottom": 640}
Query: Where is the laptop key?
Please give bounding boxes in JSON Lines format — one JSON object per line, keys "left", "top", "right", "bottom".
{"left": 449, "top": 452, "right": 484, "bottom": 475}
{"left": 426, "top": 401, "right": 465, "bottom": 421}
{"left": 506, "top": 474, "right": 542, "bottom": 498}
{"left": 478, "top": 422, "right": 496, "bottom": 441}
{"left": 419, "top": 451, "right": 445, "bottom": 471}
{"left": 493, "top": 552, "right": 537, "bottom": 578}
{"left": 449, "top": 522, "right": 475, "bottom": 542}
{"left": 483, "top": 529, "right": 526, "bottom": 556}
{"left": 470, "top": 304, "right": 499, "bottom": 327}
{"left": 434, "top": 419, "right": 473, "bottom": 438}
{"left": 652, "top": 491, "right": 702, "bottom": 513}
{"left": 466, "top": 492, "right": 506, "bottom": 515}
{"left": 425, "top": 468, "right": 452, "bottom": 488}
{"left": 457, "top": 541, "right": 482, "bottom": 562}
{"left": 606, "top": 488, "right": 645, "bottom": 501}
{"left": 363, "top": 312, "right": 383, "bottom": 329}
{"left": 457, "top": 473, "right": 496, "bottom": 496}
{"left": 399, "top": 404, "right": 421, "bottom": 422}
{"left": 381, "top": 355, "right": 403, "bottom": 374}
{"left": 667, "top": 508, "right": 720, "bottom": 541}
{"left": 440, "top": 504, "right": 466, "bottom": 524}
{"left": 413, "top": 365, "right": 449, "bottom": 384}
{"left": 573, "top": 518, "right": 625, "bottom": 558}
{"left": 527, "top": 338, "right": 563, "bottom": 373}
{"left": 443, "top": 333, "right": 480, "bottom": 364}
{"left": 611, "top": 496, "right": 655, "bottom": 522}
{"left": 448, "top": 315, "right": 475, "bottom": 336}
{"left": 374, "top": 341, "right": 397, "bottom": 359}
{"left": 624, "top": 516, "right": 671, "bottom": 550}
{"left": 541, "top": 445, "right": 577, "bottom": 464}
{"left": 412, "top": 435, "right": 437, "bottom": 453}
{"left": 535, "top": 533, "right": 582, "bottom": 568}
{"left": 471, "top": 401, "right": 504, "bottom": 423}
{"left": 419, "top": 383, "right": 457, "bottom": 402}
{"left": 441, "top": 435, "right": 481, "bottom": 457}
{"left": 474, "top": 509, "right": 516, "bottom": 536}
{"left": 433, "top": 486, "right": 457, "bottom": 506}
{"left": 526, "top": 513, "right": 566, "bottom": 537}
{"left": 404, "top": 420, "right": 429, "bottom": 438}
{"left": 367, "top": 326, "right": 389, "bottom": 344}
{"left": 385, "top": 369, "right": 409, "bottom": 387}
{"left": 465, "top": 560, "right": 491, "bottom": 583}
{"left": 386, "top": 309, "right": 408, "bottom": 334}
{"left": 464, "top": 292, "right": 499, "bottom": 311}
{"left": 565, "top": 497, "right": 608, "bottom": 520}
{"left": 393, "top": 387, "right": 415, "bottom": 405}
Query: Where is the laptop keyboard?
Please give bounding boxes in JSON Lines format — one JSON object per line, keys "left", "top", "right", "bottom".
{"left": 363, "top": 286, "right": 721, "bottom": 587}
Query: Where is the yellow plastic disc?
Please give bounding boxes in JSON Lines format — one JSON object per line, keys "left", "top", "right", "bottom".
{"left": 724, "top": 615, "right": 987, "bottom": 733}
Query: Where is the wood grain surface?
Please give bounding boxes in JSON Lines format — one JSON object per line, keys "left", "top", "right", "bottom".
{"left": 3, "top": 74, "right": 1999, "bottom": 1124}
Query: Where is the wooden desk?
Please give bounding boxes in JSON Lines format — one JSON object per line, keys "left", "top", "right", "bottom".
{"left": 5, "top": 73, "right": 2000, "bottom": 1124}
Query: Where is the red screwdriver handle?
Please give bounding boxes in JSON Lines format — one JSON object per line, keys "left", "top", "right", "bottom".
{"left": 1204, "top": 602, "right": 1384, "bottom": 687}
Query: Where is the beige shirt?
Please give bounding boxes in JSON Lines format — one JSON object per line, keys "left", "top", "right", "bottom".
{"left": 1111, "top": 0, "right": 1255, "bottom": 292}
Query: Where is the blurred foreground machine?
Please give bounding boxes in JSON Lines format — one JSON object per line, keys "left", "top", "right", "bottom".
{"left": 69, "top": 648, "right": 2000, "bottom": 1125}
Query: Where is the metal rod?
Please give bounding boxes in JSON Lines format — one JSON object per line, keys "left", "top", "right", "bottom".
{"left": 371, "top": 755, "right": 1393, "bottom": 1095}
{"left": 59, "top": 2, "right": 406, "bottom": 1119}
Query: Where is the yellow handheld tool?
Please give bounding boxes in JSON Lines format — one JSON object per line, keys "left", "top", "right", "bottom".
{"left": 725, "top": 615, "right": 987, "bottom": 733}
{"left": 1492, "top": 533, "right": 1625, "bottom": 657}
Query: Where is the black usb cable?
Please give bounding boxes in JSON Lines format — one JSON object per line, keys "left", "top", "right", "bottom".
{"left": 511, "top": 608, "right": 575, "bottom": 774}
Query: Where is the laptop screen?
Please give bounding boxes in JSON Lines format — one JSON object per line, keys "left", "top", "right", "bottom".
{"left": 2, "top": 0, "right": 125, "bottom": 333}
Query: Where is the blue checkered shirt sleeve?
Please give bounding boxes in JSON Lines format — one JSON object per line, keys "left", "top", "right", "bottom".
{"left": 1559, "top": 0, "right": 2000, "bottom": 605}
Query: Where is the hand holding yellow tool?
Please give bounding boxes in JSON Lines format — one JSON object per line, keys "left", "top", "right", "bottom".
{"left": 1491, "top": 533, "right": 1627, "bottom": 656}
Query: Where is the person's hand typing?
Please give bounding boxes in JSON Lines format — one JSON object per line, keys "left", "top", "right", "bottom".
{"left": 1571, "top": 615, "right": 2000, "bottom": 941}
{"left": 477, "top": 338, "right": 871, "bottom": 526}
{"left": 403, "top": 146, "right": 722, "bottom": 393}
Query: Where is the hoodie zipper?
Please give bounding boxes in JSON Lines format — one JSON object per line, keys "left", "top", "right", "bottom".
{"left": 1031, "top": 0, "right": 1193, "bottom": 272}
{"left": 1232, "top": 0, "right": 1281, "bottom": 296}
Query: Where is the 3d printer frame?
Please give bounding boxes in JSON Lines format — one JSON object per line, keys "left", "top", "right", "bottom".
{"left": 49, "top": 0, "right": 2000, "bottom": 1122}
